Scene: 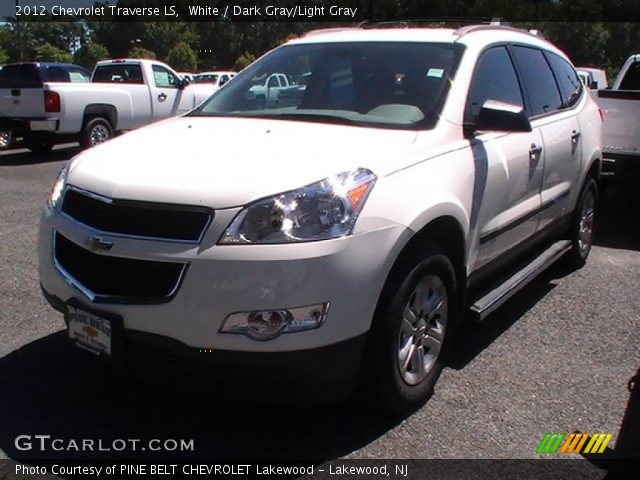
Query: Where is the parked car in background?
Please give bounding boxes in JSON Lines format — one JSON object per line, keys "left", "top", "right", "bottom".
{"left": 595, "top": 54, "right": 640, "bottom": 178}
{"left": 39, "top": 23, "right": 602, "bottom": 413}
{"left": 246, "top": 72, "right": 291, "bottom": 108}
{"left": 193, "top": 71, "right": 236, "bottom": 89}
{"left": 177, "top": 72, "right": 195, "bottom": 83}
{"left": 576, "top": 67, "right": 608, "bottom": 90}
{"left": 0, "top": 59, "right": 216, "bottom": 154}
{"left": 0, "top": 62, "right": 91, "bottom": 151}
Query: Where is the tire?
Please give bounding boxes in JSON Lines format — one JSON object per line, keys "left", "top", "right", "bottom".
{"left": 24, "top": 138, "right": 54, "bottom": 156}
{"left": 366, "top": 244, "right": 458, "bottom": 415}
{"left": 565, "top": 177, "right": 598, "bottom": 268}
{"left": 81, "top": 117, "right": 113, "bottom": 148}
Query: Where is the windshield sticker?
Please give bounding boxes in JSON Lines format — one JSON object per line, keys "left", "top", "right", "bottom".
{"left": 427, "top": 68, "right": 445, "bottom": 78}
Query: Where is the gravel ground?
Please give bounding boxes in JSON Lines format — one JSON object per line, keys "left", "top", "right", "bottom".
{"left": 0, "top": 145, "right": 638, "bottom": 464}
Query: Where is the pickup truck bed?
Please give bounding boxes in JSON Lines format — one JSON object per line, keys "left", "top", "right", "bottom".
{"left": 595, "top": 55, "right": 640, "bottom": 177}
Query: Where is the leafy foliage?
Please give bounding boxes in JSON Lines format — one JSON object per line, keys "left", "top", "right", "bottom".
{"left": 166, "top": 42, "right": 198, "bottom": 72}
{"left": 128, "top": 46, "right": 157, "bottom": 60}
{"left": 74, "top": 42, "right": 110, "bottom": 69}
{"left": 34, "top": 42, "right": 73, "bottom": 63}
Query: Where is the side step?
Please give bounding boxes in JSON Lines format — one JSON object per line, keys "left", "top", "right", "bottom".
{"left": 469, "top": 240, "right": 572, "bottom": 321}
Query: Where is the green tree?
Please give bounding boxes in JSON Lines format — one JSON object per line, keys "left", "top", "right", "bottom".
{"left": 0, "top": 47, "right": 8, "bottom": 65}
{"left": 128, "top": 46, "right": 157, "bottom": 60}
{"left": 166, "top": 42, "right": 198, "bottom": 72}
{"left": 74, "top": 42, "right": 110, "bottom": 69}
{"left": 34, "top": 42, "right": 73, "bottom": 63}
{"left": 233, "top": 51, "right": 256, "bottom": 71}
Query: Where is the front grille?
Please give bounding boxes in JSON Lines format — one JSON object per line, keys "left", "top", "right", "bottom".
{"left": 54, "top": 232, "right": 187, "bottom": 303}
{"left": 61, "top": 188, "right": 212, "bottom": 242}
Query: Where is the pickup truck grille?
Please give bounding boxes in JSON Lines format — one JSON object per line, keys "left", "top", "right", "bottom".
{"left": 54, "top": 232, "right": 187, "bottom": 303}
{"left": 61, "top": 188, "right": 212, "bottom": 242}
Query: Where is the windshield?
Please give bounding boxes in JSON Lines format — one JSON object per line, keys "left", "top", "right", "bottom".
{"left": 192, "top": 42, "right": 463, "bottom": 129}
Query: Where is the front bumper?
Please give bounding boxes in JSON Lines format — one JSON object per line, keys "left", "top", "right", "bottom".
{"left": 41, "top": 285, "right": 367, "bottom": 402}
{"left": 39, "top": 201, "right": 406, "bottom": 355}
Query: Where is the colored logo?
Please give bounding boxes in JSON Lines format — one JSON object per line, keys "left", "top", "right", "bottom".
{"left": 537, "top": 432, "right": 613, "bottom": 454}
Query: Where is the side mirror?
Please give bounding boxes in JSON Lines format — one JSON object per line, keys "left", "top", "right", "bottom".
{"left": 179, "top": 77, "right": 190, "bottom": 89}
{"left": 467, "top": 100, "right": 532, "bottom": 136}
{"left": 590, "top": 80, "right": 599, "bottom": 90}
{"left": 219, "top": 77, "right": 229, "bottom": 86}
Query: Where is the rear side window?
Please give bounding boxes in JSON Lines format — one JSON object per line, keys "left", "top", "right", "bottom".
{"left": 512, "top": 46, "right": 563, "bottom": 117}
{"left": 0, "top": 64, "right": 42, "bottom": 88}
{"left": 619, "top": 61, "right": 640, "bottom": 90}
{"left": 45, "top": 66, "right": 69, "bottom": 82}
{"left": 93, "top": 64, "right": 144, "bottom": 84}
{"left": 545, "top": 52, "right": 583, "bottom": 108}
{"left": 69, "top": 68, "right": 91, "bottom": 83}
{"left": 466, "top": 46, "right": 524, "bottom": 122}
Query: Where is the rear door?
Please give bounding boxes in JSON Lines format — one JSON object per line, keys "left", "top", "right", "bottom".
{"left": 511, "top": 46, "right": 582, "bottom": 231}
{"left": 0, "top": 64, "right": 46, "bottom": 118}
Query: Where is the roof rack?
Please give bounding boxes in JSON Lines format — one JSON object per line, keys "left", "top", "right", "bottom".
{"left": 358, "top": 17, "right": 504, "bottom": 29}
{"left": 454, "top": 23, "right": 545, "bottom": 39}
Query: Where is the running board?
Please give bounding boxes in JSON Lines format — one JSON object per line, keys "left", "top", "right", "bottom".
{"left": 469, "top": 240, "right": 572, "bottom": 321}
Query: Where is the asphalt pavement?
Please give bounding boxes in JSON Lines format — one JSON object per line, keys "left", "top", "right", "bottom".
{"left": 0, "top": 144, "right": 638, "bottom": 463}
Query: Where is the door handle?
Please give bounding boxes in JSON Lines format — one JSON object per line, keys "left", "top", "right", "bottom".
{"left": 157, "top": 93, "right": 167, "bottom": 102}
{"left": 571, "top": 130, "right": 581, "bottom": 142}
{"left": 529, "top": 143, "right": 543, "bottom": 157}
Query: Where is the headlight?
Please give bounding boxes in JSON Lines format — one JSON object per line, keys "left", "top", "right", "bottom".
{"left": 48, "top": 162, "right": 70, "bottom": 209}
{"left": 219, "top": 168, "right": 376, "bottom": 244}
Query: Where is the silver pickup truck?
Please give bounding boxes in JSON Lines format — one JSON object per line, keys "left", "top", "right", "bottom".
{"left": 597, "top": 54, "right": 640, "bottom": 178}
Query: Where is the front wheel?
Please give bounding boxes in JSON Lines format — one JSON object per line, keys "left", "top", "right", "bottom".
{"left": 366, "top": 245, "right": 458, "bottom": 414}
{"left": 565, "top": 177, "right": 598, "bottom": 268}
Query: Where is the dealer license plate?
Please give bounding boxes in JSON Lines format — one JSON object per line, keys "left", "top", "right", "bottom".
{"left": 67, "top": 306, "right": 112, "bottom": 357}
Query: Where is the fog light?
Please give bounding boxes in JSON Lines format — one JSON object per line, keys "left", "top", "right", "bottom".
{"left": 221, "top": 303, "right": 329, "bottom": 341}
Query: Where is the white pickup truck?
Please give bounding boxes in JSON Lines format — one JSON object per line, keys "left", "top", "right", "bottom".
{"left": 0, "top": 59, "right": 215, "bottom": 154}
{"left": 596, "top": 54, "right": 640, "bottom": 177}
{"left": 246, "top": 73, "right": 291, "bottom": 108}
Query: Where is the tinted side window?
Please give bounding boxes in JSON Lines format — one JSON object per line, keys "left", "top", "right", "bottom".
{"left": 512, "top": 46, "right": 562, "bottom": 117}
{"left": 466, "top": 46, "right": 524, "bottom": 122}
{"left": 45, "top": 66, "right": 70, "bottom": 82}
{"left": 619, "top": 61, "right": 640, "bottom": 90}
{"left": 545, "top": 52, "right": 583, "bottom": 108}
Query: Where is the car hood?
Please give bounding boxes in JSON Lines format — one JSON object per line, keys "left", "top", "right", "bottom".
{"left": 69, "top": 116, "right": 422, "bottom": 209}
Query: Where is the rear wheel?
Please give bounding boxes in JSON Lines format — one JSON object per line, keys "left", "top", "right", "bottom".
{"left": 366, "top": 244, "right": 458, "bottom": 414}
{"left": 24, "top": 137, "right": 54, "bottom": 156}
{"left": 81, "top": 117, "right": 113, "bottom": 148}
{"left": 565, "top": 177, "right": 598, "bottom": 268}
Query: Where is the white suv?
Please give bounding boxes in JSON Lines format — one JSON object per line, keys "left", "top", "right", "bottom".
{"left": 39, "top": 24, "right": 602, "bottom": 412}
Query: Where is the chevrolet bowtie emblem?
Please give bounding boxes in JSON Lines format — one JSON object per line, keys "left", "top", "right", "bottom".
{"left": 82, "top": 325, "right": 99, "bottom": 338}
{"left": 84, "top": 236, "right": 114, "bottom": 253}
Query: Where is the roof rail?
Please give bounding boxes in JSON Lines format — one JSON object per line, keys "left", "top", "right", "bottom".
{"left": 358, "top": 17, "right": 499, "bottom": 29}
{"left": 302, "top": 27, "right": 360, "bottom": 37}
{"left": 454, "top": 22, "right": 545, "bottom": 39}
